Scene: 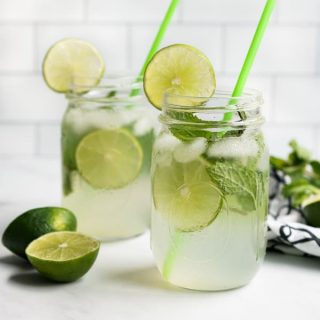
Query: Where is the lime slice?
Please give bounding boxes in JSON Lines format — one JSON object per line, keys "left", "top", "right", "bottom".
{"left": 76, "top": 129, "right": 143, "bottom": 189}
{"left": 26, "top": 231, "right": 99, "bottom": 282}
{"left": 153, "top": 160, "right": 223, "bottom": 232}
{"left": 144, "top": 44, "right": 216, "bottom": 109}
{"left": 42, "top": 38, "right": 105, "bottom": 93}
{"left": 2, "top": 207, "right": 77, "bottom": 259}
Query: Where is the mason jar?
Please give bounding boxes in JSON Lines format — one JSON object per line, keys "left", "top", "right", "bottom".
{"left": 61, "top": 76, "right": 157, "bottom": 241}
{"left": 151, "top": 90, "right": 269, "bottom": 291}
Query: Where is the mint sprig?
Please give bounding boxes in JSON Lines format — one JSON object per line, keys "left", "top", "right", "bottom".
{"left": 271, "top": 140, "right": 320, "bottom": 207}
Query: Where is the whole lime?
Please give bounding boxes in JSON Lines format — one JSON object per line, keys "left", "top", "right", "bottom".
{"left": 2, "top": 207, "right": 77, "bottom": 259}
{"left": 303, "top": 200, "right": 320, "bottom": 227}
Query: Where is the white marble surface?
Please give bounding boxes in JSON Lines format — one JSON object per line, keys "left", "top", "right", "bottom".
{"left": 1, "top": 158, "right": 320, "bottom": 320}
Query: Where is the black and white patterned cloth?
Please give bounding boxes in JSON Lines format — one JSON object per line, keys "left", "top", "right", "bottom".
{"left": 267, "top": 168, "right": 320, "bottom": 257}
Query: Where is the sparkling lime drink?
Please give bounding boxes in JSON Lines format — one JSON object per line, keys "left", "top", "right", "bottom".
{"left": 61, "top": 77, "right": 157, "bottom": 240}
{"left": 144, "top": 45, "right": 269, "bottom": 291}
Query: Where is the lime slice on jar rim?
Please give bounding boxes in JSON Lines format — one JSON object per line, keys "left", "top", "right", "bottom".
{"left": 42, "top": 38, "right": 105, "bottom": 93}
{"left": 143, "top": 44, "right": 216, "bottom": 109}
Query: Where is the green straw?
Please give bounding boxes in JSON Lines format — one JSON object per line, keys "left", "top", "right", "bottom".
{"left": 130, "top": 0, "right": 180, "bottom": 96}
{"left": 224, "top": 0, "right": 276, "bottom": 122}
{"left": 162, "top": 0, "right": 276, "bottom": 282}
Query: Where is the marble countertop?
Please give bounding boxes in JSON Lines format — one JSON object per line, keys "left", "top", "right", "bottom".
{"left": 1, "top": 158, "right": 320, "bottom": 320}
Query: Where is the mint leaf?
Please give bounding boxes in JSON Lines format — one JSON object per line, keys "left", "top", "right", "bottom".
{"left": 282, "top": 178, "right": 320, "bottom": 207}
{"left": 166, "top": 110, "right": 216, "bottom": 141}
{"left": 170, "top": 126, "right": 215, "bottom": 141}
{"left": 207, "top": 162, "right": 258, "bottom": 211}
{"left": 270, "top": 156, "right": 288, "bottom": 170}
{"left": 288, "top": 139, "right": 311, "bottom": 164}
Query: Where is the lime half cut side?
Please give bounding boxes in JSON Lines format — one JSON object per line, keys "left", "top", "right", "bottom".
{"left": 26, "top": 231, "right": 100, "bottom": 282}
{"left": 42, "top": 38, "right": 105, "bottom": 93}
{"left": 153, "top": 160, "right": 223, "bottom": 232}
{"left": 144, "top": 44, "right": 216, "bottom": 109}
{"left": 76, "top": 129, "right": 143, "bottom": 189}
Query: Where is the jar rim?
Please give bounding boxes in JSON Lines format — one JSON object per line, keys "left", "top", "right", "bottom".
{"left": 160, "top": 88, "right": 265, "bottom": 130}
{"left": 163, "top": 88, "right": 263, "bottom": 112}
{"left": 66, "top": 74, "right": 146, "bottom": 104}
{"left": 69, "top": 74, "right": 143, "bottom": 91}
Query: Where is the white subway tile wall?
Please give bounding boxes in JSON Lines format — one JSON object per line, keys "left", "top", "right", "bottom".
{"left": 0, "top": 0, "right": 319, "bottom": 159}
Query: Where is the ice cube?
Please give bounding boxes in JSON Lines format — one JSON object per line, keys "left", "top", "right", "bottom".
{"left": 174, "top": 137, "right": 208, "bottom": 163}
{"left": 207, "top": 135, "right": 258, "bottom": 159}
{"left": 153, "top": 133, "right": 181, "bottom": 166}
{"left": 154, "top": 133, "right": 181, "bottom": 153}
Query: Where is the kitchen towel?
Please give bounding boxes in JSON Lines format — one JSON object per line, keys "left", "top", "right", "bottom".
{"left": 267, "top": 168, "right": 320, "bottom": 257}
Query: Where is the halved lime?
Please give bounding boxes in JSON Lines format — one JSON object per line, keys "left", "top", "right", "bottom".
{"left": 42, "top": 38, "right": 105, "bottom": 93}
{"left": 26, "top": 231, "right": 100, "bottom": 282}
{"left": 76, "top": 129, "right": 143, "bottom": 189}
{"left": 144, "top": 44, "right": 216, "bottom": 109}
{"left": 2, "top": 207, "right": 77, "bottom": 259}
{"left": 153, "top": 160, "right": 223, "bottom": 232}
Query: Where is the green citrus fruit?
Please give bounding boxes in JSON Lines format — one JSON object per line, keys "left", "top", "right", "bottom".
{"left": 42, "top": 38, "right": 105, "bottom": 93}
{"left": 303, "top": 196, "right": 320, "bottom": 227}
{"left": 2, "top": 207, "right": 77, "bottom": 259}
{"left": 76, "top": 129, "right": 143, "bottom": 189}
{"left": 143, "top": 44, "right": 216, "bottom": 109}
{"left": 153, "top": 159, "right": 223, "bottom": 232}
{"left": 26, "top": 231, "right": 99, "bottom": 282}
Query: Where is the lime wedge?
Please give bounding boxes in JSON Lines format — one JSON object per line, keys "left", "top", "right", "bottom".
{"left": 42, "top": 38, "right": 105, "bottom": 93}
{"left": 26, "top": 231, "right": 100, "bottom": 282}
{"left": 76, "top": 129, "right": 143, "bottom": 189}
{"left": 143, "top": 44, "right": 216, "bottom": 109}
{"left": 153, "top": 160, "right": 223, "bottom": 232}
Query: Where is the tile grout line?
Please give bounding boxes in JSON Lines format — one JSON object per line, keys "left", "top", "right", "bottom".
{"left": 33, "top": 124, "right": 41, "bottom": 157}
{"left": 82, "top": 0, "right": 89, "bottom": 22}
{"left": 314, "top": 125, "right": 319, "bottom": 158}
{"left": 33, "top": 23, "right": 38, "bottom": 72}
{"left": 269, "top": 75, "right": 277, "bottom": 123}
{"left": 219, "top": 25, "right": 227, "bottom": 74}
{"left": 126, "top": 23, "right": 133, "bottom": 71}
{"left": 315, "top": 24, "right": 320, "bottom": 76}
{"left": 176, "top": 0, "right": 184, "bottom": 24}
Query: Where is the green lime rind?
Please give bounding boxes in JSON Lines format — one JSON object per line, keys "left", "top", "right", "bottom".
{"left": 144, "top": 44, "right": 216, "bottom": 110}
{"left": 42, "top": 38, "right": 105, "bottom": 93}
{"left": 26, "top": 231, "right": 99, "bottom": 282}
{"left": 2, "top": 207, "right": 77, "bottom": 259}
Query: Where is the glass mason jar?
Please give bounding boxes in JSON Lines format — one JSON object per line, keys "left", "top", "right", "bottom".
{"left": 151, "top": 90, "right": 269, "bottom": 291}
{"left": 61, "top": 76, "right": 158, "bottom": 241}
